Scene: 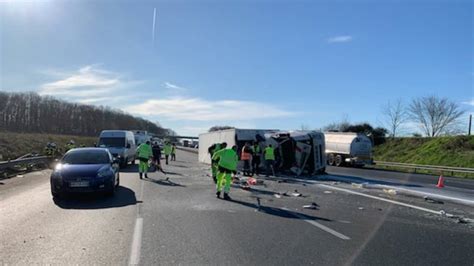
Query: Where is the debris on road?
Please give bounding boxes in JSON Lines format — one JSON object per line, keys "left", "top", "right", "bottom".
{"left": 323, "top": 190, "right": 333, "bottom": 194}
{"left": 423, "top": 196, "right": 444, "bottom": 204}
{"left": 358, "top": 207, "right": 364, "bottom": 210}
{"left": 274, "top": 193, "right": 282, "bottom": 199}
{"left": 291, "top": 190, "right": 302, "bottom": 197}
{"left": 383, "top": 188, "right": 397, "bottom": 195}
{"left": 303, "top": 202, "right": 319, "bottom": 210}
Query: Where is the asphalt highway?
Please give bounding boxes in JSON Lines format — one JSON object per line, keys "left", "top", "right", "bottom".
{"left": 1, "top": 150, "right": 473, "bottom": 265}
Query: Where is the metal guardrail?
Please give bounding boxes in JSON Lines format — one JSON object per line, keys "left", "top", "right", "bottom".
{"left": 374, "top": 161, "right": 474, "bottom": 175}
{"left": 0, "top": 156, "right": 51, "bottom": 171}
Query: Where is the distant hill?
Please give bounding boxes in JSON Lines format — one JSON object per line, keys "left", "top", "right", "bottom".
{"left": 0, "top": 91, "right": 166, "bottom": 136}
{"left": 374, "top": 136, "right": 474, "bottom": 168}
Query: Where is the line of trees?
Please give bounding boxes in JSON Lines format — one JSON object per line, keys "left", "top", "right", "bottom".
{"left": 0, "top": 91, "right": 167, "bottom": 136}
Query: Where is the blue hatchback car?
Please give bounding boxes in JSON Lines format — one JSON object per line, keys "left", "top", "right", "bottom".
{"left": 50, "top": 148, "right": 120, "bottom": 199}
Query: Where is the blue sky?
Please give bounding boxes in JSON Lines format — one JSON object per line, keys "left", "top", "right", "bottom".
{"left": 1, "top": 0, "right": 472, "bottom": 136}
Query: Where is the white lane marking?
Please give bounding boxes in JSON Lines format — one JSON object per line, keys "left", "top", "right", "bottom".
{"left": 129, "top": 217, "right": 143, "bottom": 265}
{"left": 318, "top": 184, "right": 442, "bottom": 215}
{"left": 129, "top": 177, "right": 146, "bottom": 265}
{"left": 281, "top": 207, "right": 351, "bottom": 240}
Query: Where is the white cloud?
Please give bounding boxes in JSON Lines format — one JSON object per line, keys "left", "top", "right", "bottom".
{"left": 327, "top": 35, "right": 353, "bottom": 43}
{"left": 123, "top": 97, "right": 295, "bottom": 121}
{"left": 462, "top": 99, "right": 474, "bottom": 106}
{"left": 163, "top": 82, "right": 188, "bottom": 93}
{"left": 38, "top": 65, "right": 143, "bottom": 103}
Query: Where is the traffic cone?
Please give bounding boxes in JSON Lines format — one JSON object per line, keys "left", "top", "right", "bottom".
{"left": 436, "top": 175, "right": 445, "bottom": 188}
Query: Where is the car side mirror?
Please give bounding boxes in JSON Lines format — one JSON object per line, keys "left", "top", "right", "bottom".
{"left": 126, "top": 143, "right": 131, "bottom": 149}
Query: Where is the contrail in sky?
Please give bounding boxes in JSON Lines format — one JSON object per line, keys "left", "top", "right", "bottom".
{"left": 152, "top": 8, "right": 157, "bottom": 44}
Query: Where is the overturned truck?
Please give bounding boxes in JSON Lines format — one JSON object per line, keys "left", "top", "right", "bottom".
{"left": 199, "top": 129, "right": 326, "bottom": 176}
{"left": 264, "top": 131, "right": 326, "bottom": 176}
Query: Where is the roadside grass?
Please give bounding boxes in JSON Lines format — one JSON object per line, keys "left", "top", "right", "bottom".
{"left": 372, "top": 135, "right": 474, "bottom": 179}
{"left": 0, "top": 131, "right": 97, "bottom": 160}
{"left": 374, "top": 136, "right": 474, "bottom": 168}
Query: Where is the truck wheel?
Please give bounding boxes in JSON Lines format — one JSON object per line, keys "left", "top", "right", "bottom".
{"left": 328, "top": 154, "right": 335, "bottom": 166}
{"left": 335, "top": 155, "right": 343, "bottom": 167}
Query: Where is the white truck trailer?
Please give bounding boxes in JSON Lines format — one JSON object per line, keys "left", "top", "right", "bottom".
{"left": 324, "top": 132, "right": 373, "bottom": 167}
{"left": 198, "top": 128, "right": 276, "bottom": 164}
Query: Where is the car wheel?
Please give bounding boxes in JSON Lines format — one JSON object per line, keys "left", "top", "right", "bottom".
{"left": 328, "top": 154, "right": 335, "bottom": 166}
{"left": 335, "top": 155, "right": 343, "bottom": 167}
{"left": 52, "top": 190, "right": 62, "bottom": 199}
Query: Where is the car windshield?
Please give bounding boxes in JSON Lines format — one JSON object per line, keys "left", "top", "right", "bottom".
{"left": 98, "top": 137, "right": 125, "bottom": 148}
{"left": 62, "top": 151, "right": 110, "bottom": 164}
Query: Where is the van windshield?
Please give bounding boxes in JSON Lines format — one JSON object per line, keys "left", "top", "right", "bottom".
{"left": 99, "top": 137, "right": 126, "bottom": 148}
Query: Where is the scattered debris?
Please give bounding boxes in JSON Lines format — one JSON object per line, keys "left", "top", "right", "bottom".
{"left": 291, "top": 190, "right": 302, "bottom": 197}
{"left": 240, "top": 184, "right": 251, "bottom": 190}
{"left": 383, "top": 188, "right": 398, "bottom": 195}
{"left": 331, "top": 181, "right": 340, "bottom": 185}
{"left": 17, "top": 175, "right": 24, "bottom": 178}
{"left": 256, "top": 180, "right": 264, "bottom": 185}
{"left": 377, "top": 208, "right": 383, "bottom": 211}
{"left": 358, "top": 207, "right": 364, "bottom": 210}
{"left": 274, "top": 193, "right": 282, "bottom": 199}
{"left": 423, "top": 196, "right": 444, "bottom": 204}
{"left": 352, "top": 183, "right": 363, "bottom": 189}
{"left": 323, "top": 190, "right": 333, "bottom": 194}
{"left": 440, "top": 210, "right": 446, "bottom": 216}
{"left": 302, "top": 184, "right": 307, "bottom": 186}
{"left": 303, "top": 202, "right": 319, "bottom": 210}
{"left": 247, "top": 178, "right": 257, "bottom": 185}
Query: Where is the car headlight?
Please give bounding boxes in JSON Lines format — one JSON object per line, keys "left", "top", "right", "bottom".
{"left": 97, "top": 168, "right": 113, "bottom": 178}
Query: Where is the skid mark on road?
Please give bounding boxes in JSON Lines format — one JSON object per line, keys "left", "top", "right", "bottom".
{"left": 281, "top": 207, "right": 351, "bottom": 240}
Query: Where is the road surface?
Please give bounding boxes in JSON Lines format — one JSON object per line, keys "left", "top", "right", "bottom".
{"left": 1, "top": 150, "right": 473, "bottom": 265}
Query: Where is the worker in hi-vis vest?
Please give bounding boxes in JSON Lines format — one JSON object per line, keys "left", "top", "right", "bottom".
{"left": 251, "top": 141, "right": 262, "bottom": 176}
{"left": 264, "top": 144, "right": 275, "bottom": 177}
{"left": 209, "top": 142, "right": 226, "bottom": 184}
{"left": 212, "top": 145, "right": 238, "bottom": 200}
{"left": 241, "top": 142, "right": 252, "bottom": 176}
{"left": 171, "top": 144, "right": 177, "bottom": 161}
{"left": 163, "top": 141, "right": 172, "bottom": 165}
{"left": 136, "top": 140, "right": 152, "bottom": 179}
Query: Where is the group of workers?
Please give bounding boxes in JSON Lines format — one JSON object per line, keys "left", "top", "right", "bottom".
{"left": 135, "top": 140, "right": 176, "bottom": 179}
{"left": 208, "top": 141, "right": 276, "bottom": 200}
{"left": 44, "top": 140, "right": 87, "bottom": 157}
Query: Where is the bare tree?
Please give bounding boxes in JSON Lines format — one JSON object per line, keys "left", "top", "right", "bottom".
{"left": 408, "top": 96, "right": 465, "bottom": 137}
{"left": 382, "top": 99, "right": 408, "bottom": 137}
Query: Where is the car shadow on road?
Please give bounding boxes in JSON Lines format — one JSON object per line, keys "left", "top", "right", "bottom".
{"left": 144, "top": 177, "right": 186, "bottom": 187}
{"left": 228, "top": 198, "right": 332, "bottom": 222}
{"left": 53, "top": 186, "right": 141, "bottom": 209}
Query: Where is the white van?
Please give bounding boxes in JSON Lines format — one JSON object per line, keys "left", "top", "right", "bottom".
{"left": 98, "top": 130, "right": 136, "bottom": 167}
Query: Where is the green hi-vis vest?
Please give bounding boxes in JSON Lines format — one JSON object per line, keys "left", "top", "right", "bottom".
{"left": 164, "top": 144, "right": 172, "bottom": 155}
{"left": 137, "top": 143, "right": 152, "bottom": 159}
{"left": 252, "top": 145, "right": 261, "bottom": 154}
{"left": 264, "top": 147, "right": 275, "bottom": 160}
{"left": 213, "top": 148, "right": 238, "bottom": 171}
{"left": 212, "top": 143, "right": 221, "bottom": 154}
